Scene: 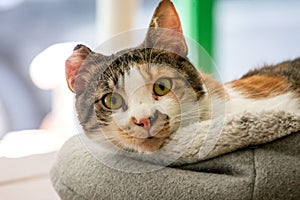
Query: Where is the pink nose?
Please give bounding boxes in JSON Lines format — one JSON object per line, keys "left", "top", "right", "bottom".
{"left": 134, "top": 117, "right": 151, "bottom": 128}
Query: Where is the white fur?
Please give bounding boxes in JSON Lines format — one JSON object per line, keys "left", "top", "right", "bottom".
{"left": 201, "top": 84, "right": 227, "bottom": 119}
{"left": 124, "top": 67, "right": 146, "bottom": 99}
{"left": 225, "top": 86, "right": 300, "bottom": 115}
{"left": 114, "top": 67, "right": 178, "bottom": 127}
{"left": 124, "top": 67, "right": 154, "bottom": 120}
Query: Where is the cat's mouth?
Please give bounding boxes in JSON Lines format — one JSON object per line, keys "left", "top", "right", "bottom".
{"left": 118, "top": 120, "right": 172, "bottom": 152}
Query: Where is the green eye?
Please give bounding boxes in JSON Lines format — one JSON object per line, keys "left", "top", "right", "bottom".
{"left": 102, "top": 93, "right": 124, "bottom": 110}
{"left": 153, "top": 78, "right": 173, "bottom": 96}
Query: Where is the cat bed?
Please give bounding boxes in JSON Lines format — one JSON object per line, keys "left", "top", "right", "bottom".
{"left": 50, "top": 111, "right": 300, "bottom": 200}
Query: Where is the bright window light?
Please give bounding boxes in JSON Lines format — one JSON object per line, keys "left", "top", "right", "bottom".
{"left": 0, "top": 0, "right": 23, "bottom": 10}
{"left": 30, "top": 42, "right": 81, "bottom": 90}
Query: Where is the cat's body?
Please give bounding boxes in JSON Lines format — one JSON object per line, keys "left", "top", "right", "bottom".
{"left": 66, "top": 0, "right": 299, "bottom": 154}
{"left": 225, "top": 60, "right": 300, "bottom": 115}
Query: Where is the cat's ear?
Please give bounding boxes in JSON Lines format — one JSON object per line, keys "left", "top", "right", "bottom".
{"left": 143, "top": 0, "right": 188, "bottom": 57}
{"left": 65, "top": 44, "right": 92, "bottom": 93}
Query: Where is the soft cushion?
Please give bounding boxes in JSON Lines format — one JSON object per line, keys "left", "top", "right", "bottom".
{"left": 50, "top": 111, "right": 300, "bottom": 199}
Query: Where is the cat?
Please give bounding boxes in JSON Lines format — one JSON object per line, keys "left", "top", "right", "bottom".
{"left": 65, "top": 0, "right": 300, "bottom": 154}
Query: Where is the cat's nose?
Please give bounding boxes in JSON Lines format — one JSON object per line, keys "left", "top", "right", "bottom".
{"left": 133, "top": 110, "right": 159, "bottom": 128}
{"left": 134, "top": 118, "right": 151, "bottom": 128}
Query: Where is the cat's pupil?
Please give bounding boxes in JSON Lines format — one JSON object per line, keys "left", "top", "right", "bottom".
{"left": 159, "top": 83, "right": 165, "bottom": 91}
{"left": 111, "top": 95, "right": 117, "bottom": 105}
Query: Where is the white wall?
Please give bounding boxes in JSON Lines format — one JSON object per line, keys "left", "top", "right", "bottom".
{"left": 215, "top": 0, "right": 300, "bottom": 82}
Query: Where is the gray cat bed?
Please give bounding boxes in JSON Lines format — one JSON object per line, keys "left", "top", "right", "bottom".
{"left": 50, "top": 111, "right": 300, "bottom": 200}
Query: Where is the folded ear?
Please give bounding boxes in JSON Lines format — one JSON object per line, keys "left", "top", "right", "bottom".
{"left": 143, "top": 0, "right": 188, "bottom": 57}
{"left": 65, "top": 44, "right": 92, "bottom": 93}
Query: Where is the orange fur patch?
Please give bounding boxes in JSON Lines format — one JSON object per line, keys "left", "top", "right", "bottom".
{"left": 228, "top": 75, "right": 290, "bottom": 99}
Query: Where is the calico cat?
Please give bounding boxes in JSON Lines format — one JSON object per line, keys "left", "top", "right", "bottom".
{"left": 65, "top": 0, "right": 300, "bottom": 153}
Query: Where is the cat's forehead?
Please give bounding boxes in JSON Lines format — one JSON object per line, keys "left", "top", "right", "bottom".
{"left": 123, "top": 67, "right": 145, "bottom": 97}
{"left": 95, "top": 48, "right": 203, "bottom": 96}
{"left": 124, "top": 63, "right": 178, "bottom": 93}
{"left": 131, "top": 63, "right": 180, "bottom": 79}
{"left": 125, "top": 63, "right": 179, "bottom": 81}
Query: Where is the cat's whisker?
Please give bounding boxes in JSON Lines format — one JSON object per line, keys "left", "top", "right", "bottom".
{"left": 171, "top": 108, "right": 211, "bottom": 117}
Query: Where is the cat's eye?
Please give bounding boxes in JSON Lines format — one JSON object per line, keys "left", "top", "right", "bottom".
{"left": 102, "top": 93, "right": 124, "bottom": 110}
{"left": 153, "top": 78, "right": 173, "bottom": 96}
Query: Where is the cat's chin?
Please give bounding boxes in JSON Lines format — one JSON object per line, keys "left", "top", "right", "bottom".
{"left": 111, "top": 121, "right": 175, "bottom": 153}
{"left": 126, "top": 137, "right": 167, "bottom": 153}
{"left": 113, "top": 131, "right": 171, "bottom": 153}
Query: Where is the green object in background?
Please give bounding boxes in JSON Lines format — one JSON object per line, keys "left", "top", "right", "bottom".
{"left": 173, "top": 0, "right": 215, "bottom": 74}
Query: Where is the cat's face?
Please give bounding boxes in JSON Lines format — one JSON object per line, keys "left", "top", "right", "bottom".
{"left": 93, "top": 49, "right": 204, "bottom": 152}
{"left": 69, "top": 47, "right": 205, "bottom": 152}
{"left": 65, "top": 0, "right": 207, "bottom": 152}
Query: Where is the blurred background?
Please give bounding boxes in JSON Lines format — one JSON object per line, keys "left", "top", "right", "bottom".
{"left": 0, "top": 0, "right": 95, "bottom": 140}
{"left": 0, "top": 0, "right": 300, "bottom": 156}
